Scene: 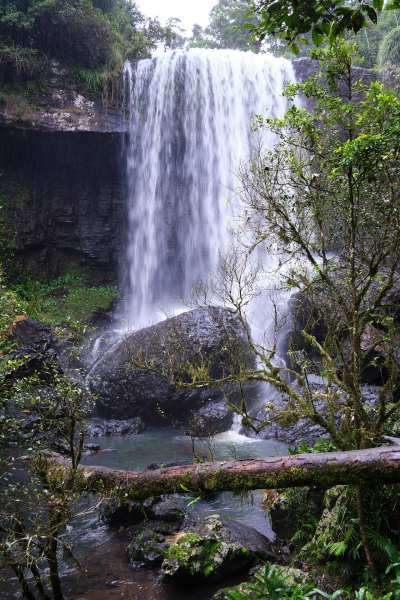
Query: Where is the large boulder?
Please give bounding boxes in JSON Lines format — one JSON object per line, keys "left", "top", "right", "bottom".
{"left": 89, "top": 307, "right": 255, "bottom": 427}
{"left": 12, "top": 318, "right": 54, "bottom": 348}
{"left": 7, "top": 318, "right": 85, "bottom": 382}
{"left": 161, "top": 514, "right": 279, "bottom": 583}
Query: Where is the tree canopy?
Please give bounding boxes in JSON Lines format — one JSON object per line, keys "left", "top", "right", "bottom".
{"left": 0, "top": 0, "right": 169, "bottom": 85}
{"left": 254, "top": 0, "right": 400, "bottom": 53}
{"left": 189, "top": 0, "right": 261, "bottom": 52}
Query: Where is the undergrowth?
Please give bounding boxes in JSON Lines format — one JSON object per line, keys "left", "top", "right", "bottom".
{"left": 0, "top": 271, "right": 117, "bottom": 351}
{"left": 10, "top": 272, "right": 117, "bottom": 327}
{"left": 222, "top": 562, "right": 400, "bottom": 600}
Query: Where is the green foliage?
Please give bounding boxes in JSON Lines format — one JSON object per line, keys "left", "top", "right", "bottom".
{"left": 0, "top": 362, "right": 95, "bottom": 598}
{"left": 378, "top": 27, "right": 400, "bottom": 67}
{"left": 237, "top": 39, "right": 400, "bottom": 451}
{"left": 10, "top": 272, "right": 117, "bottom": 329}
{"left": 0, "top": 213, "right": 16, "bottom": 267}
{"left": 301, "top": 484, "right": 400, "bottom": 580}
{"left": 72, "top": 67, "right": 106, "bottom": 95}
{"left": 290, "top": 439, "right": 338, "bottom": 455}
{"left": 253, "top": 0, "right": 400, "bottom": 53}
{"left": 190, "top": 0, "right": 261, "bottom": 52}
{"left": 220, "top": 563, "right": 313, "bottom": 599}
{"left": 220, "top": 562, "right": 400, "bottom": 599}
{"left": 0, "top": 265, "right": 26, "bottom": 352}
{"left": 0, "top": 0, "right": 164, "bottom": 93}
{"left": 351, "top": 10, "right": 400, "bottom": 68}
{"left": 0, "top": 289, "right": 26, "bottom": 352}
{"left": 0, "top": 44, "right": 47, "bottom": 81}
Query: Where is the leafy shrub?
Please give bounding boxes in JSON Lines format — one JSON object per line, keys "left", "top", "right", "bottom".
{"left": 0, "top": 45, "right": 47, "bottom": 84}
{"left": 378, "top": 28, "right": 400, "bottom": 68}
{"left": 289, "top": 439, "right": 338, "bottom": 455}
{"left": 302, "top": 484, "right": 400, "bottom": 579}
{"left": 0, "top": 288, "right": 26, "bottom": 350}
{"left": 73, "top": 67, "right": 107, "bottom": 95}
{"left": 0, "top": 0, "right": 156, "bottom": 76}
{"left": 33, "top": 2, "right": 114, "bottom": 69}
{"left": 219, "top": 563, "right": 399, "bottom": 600}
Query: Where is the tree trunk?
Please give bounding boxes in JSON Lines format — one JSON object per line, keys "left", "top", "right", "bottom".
{"left": 44, "top": 445, "right": 400, "bottom": 502}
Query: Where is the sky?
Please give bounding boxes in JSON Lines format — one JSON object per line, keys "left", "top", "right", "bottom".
{"left": 136, "top": 0, "right": 217, "bottom": 34}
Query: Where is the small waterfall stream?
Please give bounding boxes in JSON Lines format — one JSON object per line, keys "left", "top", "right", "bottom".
{"left": 122, "top": 49, "right": 295, "bottom": 328}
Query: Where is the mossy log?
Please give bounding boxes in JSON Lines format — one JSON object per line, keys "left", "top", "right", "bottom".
{"left": 44, "top": 446, "right": 400, "bottom": 502}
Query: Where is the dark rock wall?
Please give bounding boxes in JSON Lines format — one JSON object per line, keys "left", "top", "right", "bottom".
{"left": 0, "top": 126, "right": 127, "bottom": 283}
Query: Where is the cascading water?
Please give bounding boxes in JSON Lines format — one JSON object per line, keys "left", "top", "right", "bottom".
{"left": 122, "top": 49, "right": 296, "bottom": 329}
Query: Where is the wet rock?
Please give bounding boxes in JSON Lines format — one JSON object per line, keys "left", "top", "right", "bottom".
{"left": 161, "top": 515, "right": 279, "bottom": 584}
{"left": 4, "top": 319, "right": 64, "bottom": 385}
{"left": 90, "top": 307, "right": 255, "bottom": 427}
{"left": 86, "top": 417, "right": 145, "bottom": 437}
{"left": 12, "top": 319, "right": 54, "bottom": 348}
{"left": 0, "top": 60, "right": 128, "bottom": 133}
{"left": 151, "top": 497, "right": 185, "bottom": 526}
{"left": 84, "top": 443, "right": 101, "bottom": 453}
{"left": 246, "top": 382, "right": 380, "bottom": 447}
{"left": 162, "top": 531, "right": 252, "bottom": 583}
{"left": 88, "top": 306, "right": 116, "bottom": 328}
{"left": 127, "top": 528, "right": 168, "bottom": 567}
{"left": 100, "top": 496, "right": 185, "bottom": 530}
{"left": 188, "top": 401, "right": 233, "bottom": 436}
{"left": 100, "top": 498, "right": 155, "bottom": 528}
{"left": 194, "top": 515, "right": 280, "bottom": 561}
{"left": 250, "top": 414, "right": 327, "bottom": 447}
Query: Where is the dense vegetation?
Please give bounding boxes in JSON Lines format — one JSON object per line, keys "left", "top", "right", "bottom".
{"left": 188, "top": 0, "right": 261, "bottom": 52}
{"left": 0, "top": 0, "right": 185, "bottom": 99}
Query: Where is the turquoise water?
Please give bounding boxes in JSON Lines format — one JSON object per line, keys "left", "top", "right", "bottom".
{"left": 82, "top": 428, "right": 288, "bottom": 539}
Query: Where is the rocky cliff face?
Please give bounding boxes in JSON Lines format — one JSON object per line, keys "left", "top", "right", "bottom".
{"left": 0, "top": 108, "right": 127, "bottom": 284}
{"left": 0, "top": 58, "right": 375, "bottom": 286}
{"left": 0, "top": 58, "right": 129, "bottom": 284}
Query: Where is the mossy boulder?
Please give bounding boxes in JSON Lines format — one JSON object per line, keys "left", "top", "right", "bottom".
{"left": 161, "top": 515, "right": 277, "bottom": 583}
{"left": 162, "top": 531, "right": 252, "bottom": 582}
{"left": 89, "top": 307, "right": 255, "bottom": 427}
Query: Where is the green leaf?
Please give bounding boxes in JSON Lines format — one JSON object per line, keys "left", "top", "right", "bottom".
{"left": 328, "top": 540, "right": 348, "bottom": 557}
{"left": 372, "top": 0, "right": 384, "bottom": 10}
{"left": 312, "top": 28, "right": 324, "bottom": 46}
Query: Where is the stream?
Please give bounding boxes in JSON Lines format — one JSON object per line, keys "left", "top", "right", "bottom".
{"left": 52, "top": 429, "right": 286, "bottom": 600}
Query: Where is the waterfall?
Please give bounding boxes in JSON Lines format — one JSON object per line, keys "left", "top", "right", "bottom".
{"left": 122, "top": 49, "right": 295, "bottom": 328}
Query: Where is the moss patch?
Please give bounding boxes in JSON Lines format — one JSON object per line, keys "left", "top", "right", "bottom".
{"left": 162, "top": 530, "right": 253, "bottom": 582}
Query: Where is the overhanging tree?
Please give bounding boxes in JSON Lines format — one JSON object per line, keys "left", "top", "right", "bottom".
{"left": 253, "top": 0, "right": 400, "bottom": 53}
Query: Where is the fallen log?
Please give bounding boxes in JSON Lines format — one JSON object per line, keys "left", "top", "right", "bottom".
{"left": 45, "top": 446, "right": 400, "bottom": 502}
